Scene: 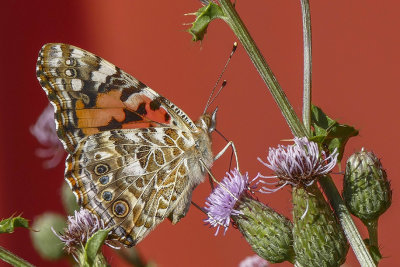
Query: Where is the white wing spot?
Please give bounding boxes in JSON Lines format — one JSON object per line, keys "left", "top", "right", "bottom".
{"left": 71, "top": 79, "right": 83, "bottom": 91}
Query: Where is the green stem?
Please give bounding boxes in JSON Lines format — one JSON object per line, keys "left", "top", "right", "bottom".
{"left": 365, "top": 219, "right": 379, "bottom": 249}
{"left": 215, "top": 1, "right": 375, "bottom": 266}
{"left": 0, "top": 246, "right": 35, "bottom": 267}
{"left": 218, "top": 0, "right": 307, "bottom": 138}
{"left": 300, "top": 0, "right": 312, "bottom": 134}
{"left": 319, "top": 176, "right": 376, "bottom": 266}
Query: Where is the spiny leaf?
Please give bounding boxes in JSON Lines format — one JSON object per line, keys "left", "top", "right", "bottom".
{"left": 187, "top": 2, "right": 225, "bottom": 41}
{"left": 83, "top": 229, "right": 110, "bottom": 267}
{"left": 0, "top": 216, "right": 29, "bottom": 234}
{"left": 310, "top": 105, "right": 359, "bottom": 162}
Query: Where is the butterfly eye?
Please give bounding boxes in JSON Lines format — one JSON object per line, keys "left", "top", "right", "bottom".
{"left": 64, "top": 68, "right": 77, "bottom": 78}
{"left": 99, "top": 175, "right": 110, "bottom": 185}
{"left": 94, "top": 163, "right": 110, "bottom": 175}
{"left": 113, "top": 200, "right": 129, "bottom": 217}
{"left": 65, "top": 58, "right": 77, "bottom": 66}
{"left": 102, "top": 191, "right": 113, "bottom": 201}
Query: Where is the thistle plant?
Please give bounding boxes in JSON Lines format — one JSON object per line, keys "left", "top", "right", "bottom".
{"left": 190, "top": 0, "right": 391, "bottom": 266}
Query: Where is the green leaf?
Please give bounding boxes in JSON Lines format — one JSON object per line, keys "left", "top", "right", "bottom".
{"left": 311, "top": 105, "right": 359, "bottom": 162}
{"left": 83, "top": 229, "right": 111, "bottom": 267}
{"left": 0, "top": 216, "right": 29, "bottom": 234}
{"left": 187, "top": 2, "right": 225, "bottom": 41}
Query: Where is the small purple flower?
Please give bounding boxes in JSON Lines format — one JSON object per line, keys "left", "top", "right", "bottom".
{"left": 239, "top": 255, "right": 269, "bottom": 267}
{"left": 30, "top": 104, "right": 64, "bottom": 168}
{"left": 204, "top": 169, "right": 249, "bottom": 235}
{"left": 52, "top": 208, "right": 115, "bottom": 258}
{"left": 257, "top": 137, "right": 338, "bottom": 190}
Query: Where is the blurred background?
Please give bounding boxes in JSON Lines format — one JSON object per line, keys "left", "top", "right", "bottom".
{"left": 1, "top": 0, "right": 399, "bottom": 266}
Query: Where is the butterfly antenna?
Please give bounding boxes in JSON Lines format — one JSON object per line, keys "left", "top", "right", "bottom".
{"left": 208, "top": 80, "right": 227, "bottom": 108}
{"left": 203, "top": 42, "right": 238, "bottom": 113}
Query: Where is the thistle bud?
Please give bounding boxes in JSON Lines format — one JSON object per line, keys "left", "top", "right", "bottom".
{"left": 204, "top": 169, "right": 294, "bottom": 263}
{"left": 30, "top": 213, "right": 66, "bottom": 260}
{"left": 343, "top": 149, "right": 391, "bottom": 223}
{"left": 233, "top": 197, "right": 295, "bottom": 263}
{"left": 292, "top": 184, "right": 349, "bottom": 267}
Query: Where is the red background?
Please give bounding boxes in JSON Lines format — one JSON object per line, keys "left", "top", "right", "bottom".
{"left": 1, "top": 1, "right": 399, "bottom": 266}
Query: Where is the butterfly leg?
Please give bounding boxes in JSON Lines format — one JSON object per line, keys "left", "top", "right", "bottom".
{"left": 199, "top": 159, "right": 240, "bottom": 201}
{"left": 214, "top": 141, "right": 239, "bottom": 171}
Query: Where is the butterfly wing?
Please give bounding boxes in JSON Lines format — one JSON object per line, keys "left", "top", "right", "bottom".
{"left": 36, "top": 43, "right": 211, "bottom": 246}
{"left": 67, "top": 128, "right": 197, "bottom": 246}
{"left": 36, "top": 43, "right": 198, "bottom": 153}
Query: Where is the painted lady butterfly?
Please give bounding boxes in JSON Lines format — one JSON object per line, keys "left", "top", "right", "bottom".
{"left": 36, "top": 43, "right": 233, "bottom": 246}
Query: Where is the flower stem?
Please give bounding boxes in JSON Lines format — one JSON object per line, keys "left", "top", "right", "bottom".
{"left": 319, "top": 175, "right": 376, "bottom": 266}
{"left": 217, "top": 0, "right": 307, "bottom": 138}
{"left": 365, "top": 219, "right": 379, "bottom": 249}
{"left": 300, "top": 0, "right": 312, "bottom": 134}
{"left": 0, "top": 246, "right": 35, "bottom": 267}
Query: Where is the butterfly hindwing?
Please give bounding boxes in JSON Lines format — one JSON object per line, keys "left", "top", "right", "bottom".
{"left": 65, "top": 127, "right": 195, "bottom": 246}
{"left": 36, "top": 43, "right": 196, "bottom": 153}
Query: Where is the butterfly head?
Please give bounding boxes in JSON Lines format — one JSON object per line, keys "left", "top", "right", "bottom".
{"left": 197, "top": 107, "right": 218, "bottom": 134}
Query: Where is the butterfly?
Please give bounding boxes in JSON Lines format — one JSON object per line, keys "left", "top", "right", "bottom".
{"left": 36, "top": 43, "right": 232, "bottom": 246}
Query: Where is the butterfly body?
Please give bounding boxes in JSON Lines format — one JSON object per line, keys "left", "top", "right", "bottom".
{"left": 37, "top": 43, "right": 215, "bottom": 246}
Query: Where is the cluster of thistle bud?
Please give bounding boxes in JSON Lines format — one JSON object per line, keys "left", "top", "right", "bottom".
{"left": 204, "top": 138, "right": 391, "bottom": 266}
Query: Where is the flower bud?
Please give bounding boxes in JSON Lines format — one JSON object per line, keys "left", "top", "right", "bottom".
{"left": 343, "top": 149, "right": 391, "bottom": 223}
{"left": 233, "top": 197, "right": 295, "bottom": 263}
{"left": 61, "top": 182, "right": 79, "bottom": 215}
{"left": 292, "top": 184, "right": 349, "bottom": 266}
{"left": 30, "top": 213, "right": 66, "bottom": 260}
{"left": 204, "top": 169, "right": 294, "bottom": 263}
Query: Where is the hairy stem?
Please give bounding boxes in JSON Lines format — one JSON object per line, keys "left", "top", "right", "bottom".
{"left": 300, "top": 0, "right": 312, "bottom": 134}
{"left": 218, "top": 0, "right": 307, "bottom": 138}
{"left": 0, "top": 246, "right": 35, "bottom": 267}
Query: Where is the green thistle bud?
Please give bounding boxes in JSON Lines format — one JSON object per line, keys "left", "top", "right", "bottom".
{"left": 233, "top": 197, "right": 295, "bottom": 263}
{"left": 204, "top": 169, "right": 294, "bottom": 263}
{"left": 343, "top": 149, "right": 391, "bottom": 223}
{"left": 30, "top": 213, "right": 66, "bottom": 260}
{"left": 293, "top": 184, "right": 349, "bottom": 267}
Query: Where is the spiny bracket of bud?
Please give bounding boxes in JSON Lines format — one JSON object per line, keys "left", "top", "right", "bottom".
{"left": 258, "top": 137, "right": 338, "bottom": 189}
{"left": 233, "top": 198, "right": 295, "bottom": 264}
{"left": 292, "top": 184, "right": 349, "bottom": 266}
{"left": 343, "top": 149, "right": 391, "bottom": 223}
{"left": 187, "top": 2, "right": 226, "bottom": 41}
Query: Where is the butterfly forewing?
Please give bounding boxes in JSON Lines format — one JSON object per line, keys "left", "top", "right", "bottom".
{"left": 36, "top": 43, "right": 214, "bottom": 246}
{"left": 36, "top": 43, "right": 196, "bottom": 153}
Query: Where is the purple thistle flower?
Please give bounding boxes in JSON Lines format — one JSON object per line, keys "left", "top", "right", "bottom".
{"left": 257, "top": 137, "right": 338, "bottom": 190}
{"left": 52, "top": 208, "right": 116, "bottom": 258}
{"left": 30, "top": 104, "right": 65, "bottom": 168}
{"left": 239, "top": 255, "right": 269, "bottom": 267}
{"left": 204, "top": 169, "right": 249, "bottom": 235}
